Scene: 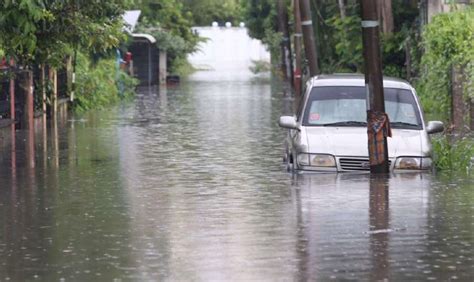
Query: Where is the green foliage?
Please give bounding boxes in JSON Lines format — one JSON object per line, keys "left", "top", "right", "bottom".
{"left": 0, "top": 0, "right": 49, "bottom": 65}
{"left": 134, "top": 0, "right": 199, "bottom": 75}
{"left": 241, "top": 0, "right": 276, "bottom": 41}
{"left": 0, "top": 1, "right": 127, "bottom": 68}
{"left": 180, "top": 0, "right": 243, "bottom": 26}
{"left": 432, "top": 135, "right": 474, "bottom": 173}
{"left": 170, "top": 56, "right": 196, "bottom": 77}
{"left": 325, "top": 14, "right": 363, "bottom": 72}
{"left": 249, "top": 60, "right": 272, "bottom": 74}
{"left": 74, "top": 52, "right": 137, "bottom": 112}
{"left": 416, "top": 8, "right": 474, "bottom": 120}
{"left": 241, "top": 0, "right": 282, "bottom": 66}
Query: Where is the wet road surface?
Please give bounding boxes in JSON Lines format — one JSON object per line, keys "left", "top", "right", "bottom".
{"left": 0, "top": 71, "right": 473, "bottom": 281}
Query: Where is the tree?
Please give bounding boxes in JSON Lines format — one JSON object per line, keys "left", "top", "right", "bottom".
{"left": 179, "top": 0, "right": 243, "bottom": 26}
{"left": 379, "top": 0, "right": 394, "bottom": 34}
{"left": 133, "top": 0, "right": 199, "bottom": 74}
{"left": 241, "top": 0, "right": 281, "bottom": 63}
{"left": 0, "top": 1, "right": 127, "bottom": 68}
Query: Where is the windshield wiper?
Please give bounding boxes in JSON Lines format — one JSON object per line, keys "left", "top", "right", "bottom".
{"left": 390, "top": 121, "right": 420, "bottom": 128}
{"left": 322, "top": 121, "right": 367, "bottom": 127}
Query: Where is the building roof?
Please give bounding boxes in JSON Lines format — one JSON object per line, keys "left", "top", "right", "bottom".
{"left": 123, "top": 10, "right": 141, "bottom": 33}
{"left": 131, "top": 33, "right": 156, "bottom": 44}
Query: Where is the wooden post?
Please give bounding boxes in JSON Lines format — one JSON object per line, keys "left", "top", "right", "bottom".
{"left": 41, "top": 65, "right": 46, "bottom": 114}
{"left": 300, "top": 0, "right": 320, "bottom": 76}
{"left": 361, "top": 0, "right": 390, "bottom": 173}
{"left": 9, "top": 58, "right": 15, "bottom": 122}
{"left": 278, "top": 0, "right": 294, "bottom": 87}
{"left": 49, "top": 67, "right": 58, "bottom": 117}
{"left": 451, "top": 65, "right": 468, "bottom": 134}
{"left": 293, "top": 0, "right": 303, "bottom": 97}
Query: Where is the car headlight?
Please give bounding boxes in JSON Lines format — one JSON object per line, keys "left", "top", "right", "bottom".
{"left": 395, "top": 157, "right": 432, "bottom": 170}
{"left": 297, "top": 153, "right": 336, "bottom": 167}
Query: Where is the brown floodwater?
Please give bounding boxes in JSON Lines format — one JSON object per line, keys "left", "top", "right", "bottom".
{"left": 0, "top": 71, "right": 472, "bottom": 281}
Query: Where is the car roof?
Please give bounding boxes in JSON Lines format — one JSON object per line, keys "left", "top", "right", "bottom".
{"left": 309, "top": 74, "right": 413, "bottom": 90}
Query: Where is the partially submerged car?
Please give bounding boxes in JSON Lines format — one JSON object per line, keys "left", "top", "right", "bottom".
{"left": 279, "top": 74, "right": 444, "bottom": 172}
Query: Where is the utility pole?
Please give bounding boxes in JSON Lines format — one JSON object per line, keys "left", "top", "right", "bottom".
{"left": 300, "top": 0, "right": 319, "bottom": 76}
{"left": 293, "top": 0, "right": 303, "bottom": 97}
{"left": 277, "top": 0, "right": 294, "bottom": 87}
{"left": 360, "top": 0, "right": 390, "bottom": 173}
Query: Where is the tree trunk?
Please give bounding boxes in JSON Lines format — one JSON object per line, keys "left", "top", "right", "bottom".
{"left": 405, "top": 40, "right": 411, "bottom": 81}
{"left": 470, "top": 98, "right": 474, "bottom": 131}
{"left": 49, "top": 67, "right": 58, "bottom": 117}
{"left": 17, "top": 71, "right": 34, "bottom": 130}
{"left": 378, "top": 0, "right": 394, "bottom": 34}
{"left": 338, "top": 0, "right": 346, "bottom": 19}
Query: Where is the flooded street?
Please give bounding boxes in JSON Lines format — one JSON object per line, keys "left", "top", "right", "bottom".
{"left": 0, "top": 71, "right": 473, "bottom": 281}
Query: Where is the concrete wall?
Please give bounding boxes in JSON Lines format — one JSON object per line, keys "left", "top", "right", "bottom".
{"left": 187, "top": 26, "right": 270, "bottom": 72}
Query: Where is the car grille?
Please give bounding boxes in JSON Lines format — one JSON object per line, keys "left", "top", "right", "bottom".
{"left": 339, "top": 158, "right": 391, "bottom": 171}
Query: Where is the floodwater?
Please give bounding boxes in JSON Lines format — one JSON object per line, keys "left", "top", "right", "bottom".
{"left": 0, "top": 71, "right": 473, "bottom": 281}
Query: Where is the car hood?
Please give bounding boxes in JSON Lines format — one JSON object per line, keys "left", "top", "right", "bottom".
{"left": 304, "top": 127, "right": 424, "bottom": 157}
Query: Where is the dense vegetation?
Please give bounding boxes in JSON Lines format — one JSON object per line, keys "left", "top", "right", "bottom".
{"left": 0, "top": 0, "right": 135, "bottom": 111}
{"left": 241, "top": 1, "right": 473, "bottom": 172}
{"left": 1, "top": 1, "right": 471, "bottom": 171}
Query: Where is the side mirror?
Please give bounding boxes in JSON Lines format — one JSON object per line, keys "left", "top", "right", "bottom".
{"left": 279, "top": 116, "right": 298, "bottom": 130}
{"left": 426, "top": 121, "right": 444, "bottom": 134}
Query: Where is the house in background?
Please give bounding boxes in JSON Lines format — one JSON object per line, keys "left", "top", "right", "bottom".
{"left": 122, "top": 10, "right": 167, "bottom": 86}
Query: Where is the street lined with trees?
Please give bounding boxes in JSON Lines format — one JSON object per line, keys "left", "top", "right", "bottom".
{"left": 1, "top": 0, "right": 472, "bottom": 171}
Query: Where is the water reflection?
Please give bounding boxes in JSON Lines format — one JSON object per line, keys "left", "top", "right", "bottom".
{"left": 369, "top": 176, "right": 389, "bottom": 281}
{"left": 0, "top": 72, "right": 472, "bottom": 280}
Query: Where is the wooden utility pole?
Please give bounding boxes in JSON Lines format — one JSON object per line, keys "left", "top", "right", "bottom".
{"left": 300, "top": 0, "right": 319, "bottom": 76}
{"left": 293, "top": 0, "right": 303, "bottom": 97}
{"left": 278, "top": 0, "right": 294, "bottom": 86}
{"left": 361, "top": 0, "right": 390, "bottom": 173}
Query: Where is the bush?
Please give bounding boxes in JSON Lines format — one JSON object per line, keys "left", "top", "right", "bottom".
{"left": 432, "top": 135, "right": 474, "bottom": 174}
{"left": 416, "top": 8, "right": 474, "bottom": 120}
{"left": 74, "top": 52, "right": 137, "bottom": 112}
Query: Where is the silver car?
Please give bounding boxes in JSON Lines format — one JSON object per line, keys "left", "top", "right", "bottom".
{"left": 279, "top": 74, "right": 444, "bottom": 172}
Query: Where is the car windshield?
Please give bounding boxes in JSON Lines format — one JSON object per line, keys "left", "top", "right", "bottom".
{"left": 302, "top": 86, "right": 422, "bottom": 129}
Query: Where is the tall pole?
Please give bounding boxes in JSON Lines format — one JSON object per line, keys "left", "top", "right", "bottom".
{"left": 300, "top": 0, "right": 319, "bottom": 76}
{"left": 293, "top": 0, "right": 303, "bottom": 97}
{"left": 278, "top": 0, "right": 294, "bottom": 87}
{"left": 361, "top": 0, "right": 390, "bottom": 173}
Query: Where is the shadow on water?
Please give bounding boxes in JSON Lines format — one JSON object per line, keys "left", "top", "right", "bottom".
{"left": 0, "top": 70, "right": 472, "bottom": 280}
